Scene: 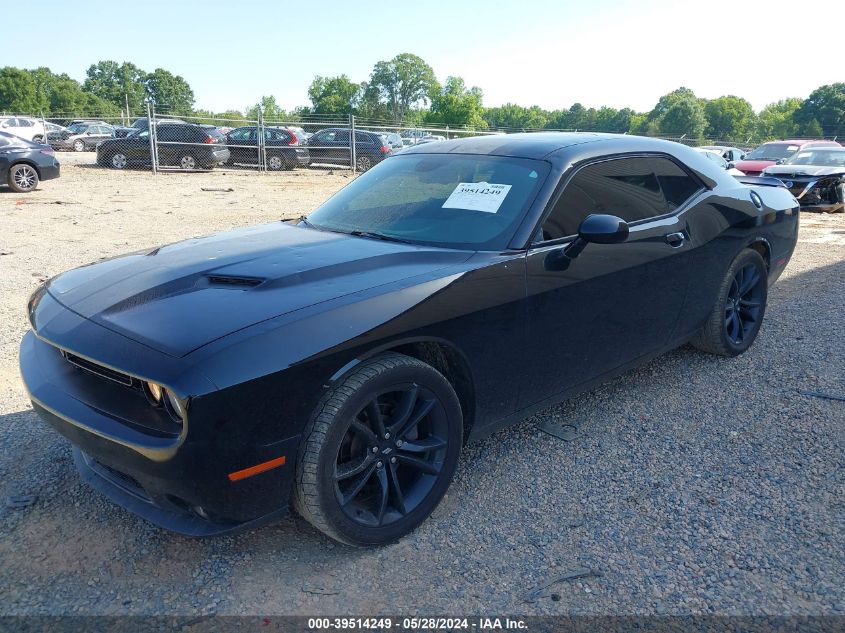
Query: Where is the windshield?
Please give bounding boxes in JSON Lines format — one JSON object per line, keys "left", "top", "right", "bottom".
{"left": 131, "top": 119, "right": 147, "bottom": 129}
{"left": 746, "top": 143, "right": 798, "bottom": 161}
{"left": 784, "top": 149, "right": 845, "bottom": 167}
{"left": 307, "top": 153, "right": 550, "bottom": 250}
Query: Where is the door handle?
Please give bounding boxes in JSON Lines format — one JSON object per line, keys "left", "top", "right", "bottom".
{"left": 664, "top": 231, "right": 686, "bottom": 248}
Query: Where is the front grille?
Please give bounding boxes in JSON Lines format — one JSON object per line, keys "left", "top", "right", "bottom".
{"left": 62, "top": 351, "right": 135, "bottom": 387}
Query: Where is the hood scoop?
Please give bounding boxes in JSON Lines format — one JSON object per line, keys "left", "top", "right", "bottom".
{"left": 206, "top": 275, "right": 264, "bottom": 288}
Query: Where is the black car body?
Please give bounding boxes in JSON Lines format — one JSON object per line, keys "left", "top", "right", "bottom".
{"left": 48, "top": 122, "right": 115, "bottom": 152}
{"left": 224, "top": 126, "right": 310, "bottom": 170}
{"left": 763, "top": 147, "right": 845, "bottom": 213}
{"left": 308, "top": 128, "right": 392, "bottom": 171}
{"left": 114, "top": 117, "right": 186, "bottom": 138}
{"left": 0, "top": 131, "right": 60, "bottom": 192}
{"left": 96, "top": 124, "right": 230, "bottom": 170}
{"left": 20, "top": 133, "right": 799, "bottom": 543}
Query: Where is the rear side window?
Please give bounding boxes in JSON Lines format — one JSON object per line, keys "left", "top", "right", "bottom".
{"left": 541, "top": 156, "right": 700, "bottom": 240}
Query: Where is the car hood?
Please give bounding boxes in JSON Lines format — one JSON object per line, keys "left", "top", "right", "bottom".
{"left": 735, "top": 159, "right": 777, "bottom": 173}
{"left": 45, "top": 223, "right": 473, "bottom": 358}
{"left": 764, "top": 165, "right": 845, "bottom": 177}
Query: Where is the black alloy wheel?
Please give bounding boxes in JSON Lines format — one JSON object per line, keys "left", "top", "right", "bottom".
{"left": 294, "top": 353, "right": 463, "bottom": 546}
{"left": 691, "top": 248, "right": 768, "bottom": 356}
{"left": 725, "top": 264, "right": 764, "bottom": 345}
{"left": 333, "top": 384, "right": 449, "bottom": 528}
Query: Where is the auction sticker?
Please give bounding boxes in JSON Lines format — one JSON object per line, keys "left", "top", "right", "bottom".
{"left": 442, "top": 182, "right": 512, "bottom": 213}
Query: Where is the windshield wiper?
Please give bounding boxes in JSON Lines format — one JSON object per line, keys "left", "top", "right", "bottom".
{"left": 297, "top": 215, "right": 318, "bottom": 229}
{"left": 347, "top": 230, "right": 414, "bottom": 244}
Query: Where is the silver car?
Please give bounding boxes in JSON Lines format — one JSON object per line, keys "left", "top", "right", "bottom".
{"left": 48, "top": 122, "right": 115, "bottom": 152}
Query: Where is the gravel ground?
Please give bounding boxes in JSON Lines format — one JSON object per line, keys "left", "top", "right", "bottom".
{"left": 0, "top": 155, "right": 843, "bottom": 616}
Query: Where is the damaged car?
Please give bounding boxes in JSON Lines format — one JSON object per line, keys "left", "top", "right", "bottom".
{"left": 763, "top": 147, "right": 845, "bottom": 213}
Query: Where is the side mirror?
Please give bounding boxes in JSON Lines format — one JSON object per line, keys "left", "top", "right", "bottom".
{"left": 727, "top": 161, "right": 735, "bottom": 169}
{"left": 545, "top": 214, "right": 629, "bottom": 271}
{"left": 775, "top": 159, "right": 785, "bottom": 165}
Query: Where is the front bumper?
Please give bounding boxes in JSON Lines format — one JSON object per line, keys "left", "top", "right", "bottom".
{"left": 19, "top": 322, "right": 299, "bottom": 536}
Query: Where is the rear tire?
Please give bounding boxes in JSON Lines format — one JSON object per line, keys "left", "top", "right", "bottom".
{"left": 267, "top": 154, "right": 284, "bottom": 171}
{"left": 179, "top": 154, "right": 198, "bottom": 170}
{"left": 294, "top": 352, "right": 463, "bottom": 546}
{"left": 691, "top": 248, "right": 767, "bottom": 357}
{"left": 8, "top": 163, "right": 39, "bottom": 193}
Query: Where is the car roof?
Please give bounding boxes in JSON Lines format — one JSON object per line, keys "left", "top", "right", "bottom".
{"left": 400, "top": 132, "right": 687, "bottom": 160}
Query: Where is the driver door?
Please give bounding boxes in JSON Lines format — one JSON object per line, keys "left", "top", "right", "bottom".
{"left": 518, "top": 155, "right": 700, "bottom": 408}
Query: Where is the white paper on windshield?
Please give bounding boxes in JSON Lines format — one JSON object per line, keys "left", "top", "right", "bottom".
{"left": 787, "top": 145, "right": 799, "bottom": 151}
{"left": 442, "top": 182, "right": 512, "bottom": 213}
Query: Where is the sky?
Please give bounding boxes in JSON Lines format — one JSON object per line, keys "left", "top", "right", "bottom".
{"left": 7, "top": 0, "right": 845, "bottom": 115}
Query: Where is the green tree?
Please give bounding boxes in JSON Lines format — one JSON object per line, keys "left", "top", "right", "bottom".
{"left": 369, "top": 53, "right": 436, "bottom": 122}
{"left": 0, "top": 67, "right": 39, "bottom": 113}
{"left": 646, "top": 87, "right": 706, "bottom": 138}
{"left": 425, "top": 76, "right": 486, "bottom": 129}
{"left": 307, "top": 75, "right": 360, "bottom": 115}
{"left": 83, "top": 60, "right": 147, "bottom": 115}
{"left": 755, "top": 98, "right": 801, "bottom": 139}
{"left": 484, "top": 103, "right": 549, "bottom": 130}
{"left": 145, "top": 68, "right": 194, "bottom": 115}
{"left": 704, "top": 95, "right": 755, "bottom": 140}
{"left": 246, "top": 95, "right": 287, "bottom": 122}
{"left": 794, "top": 83, "right": 845, "bottom": 137}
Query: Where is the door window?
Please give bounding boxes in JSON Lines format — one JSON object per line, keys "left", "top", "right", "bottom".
{"left": 540, "top": 156, "right": 701, "bottom": 241}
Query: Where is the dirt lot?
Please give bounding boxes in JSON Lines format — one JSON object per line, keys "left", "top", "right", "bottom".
{"left": 1, "top": 154, "right": 843, "bottom": 616}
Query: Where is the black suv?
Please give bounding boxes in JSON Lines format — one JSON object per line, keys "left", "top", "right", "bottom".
{"left": 114, "top": 117, "right": 186, "bottom": 138}
{"left": 307, "top": 128, "right": 392, "bottom": 171}
{"left": 224, "top": 126, "right": 310, "bottom": 170}
{"left": 96, "top": 123, "right": 230, "bottom": 170}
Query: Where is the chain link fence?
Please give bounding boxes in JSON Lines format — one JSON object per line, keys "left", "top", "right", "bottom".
{"left": 3, "top": 108, "right": 840, "bottom": 176}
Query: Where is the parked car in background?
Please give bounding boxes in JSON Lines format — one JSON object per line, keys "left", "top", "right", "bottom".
{"left": 97, "top": 123, "right": 229, "bottom": 170}
{"left": 379, "top": 132, "right": 404, "bottom": 152}
{"left": 224, "top": 126, "right": 310, "bottom": 170}
{"left": 701, "top": 145, "right": 745, "bottom": 162}
{"left": 415, "top": 135, "right": 446, "bottom": 144}
{"left": 0, "top": 117, "right": 46, "bottom": 143}
{"left": 308, "top": 128, "right": 393, "bottom": 171}
{"left": 0, "top": 131, "right": 60, "bottom": 193}
{"left": 401, "top": 137, "right": 416, "bottom": 147}
{"left": 44, "top": 122, "right": 67, "bottom": 135}
{"left": 694, "top": 148, "right": 744, "bottom": 176}
{"left": 286, "top": 126, "right": 311, "bottom": 143}
{"left": 48, "top": 122, "right": 115, "bottom": 152}
{"left": 734, "top": 140, "right": 841, "bottom": 176}
{"left": 763, "top": 147, "right": 845, "bottom": 213}
{"left": 114, "top": 117, "right": 186, "bottom": 138}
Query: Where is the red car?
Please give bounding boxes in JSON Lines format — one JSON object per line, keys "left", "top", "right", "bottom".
{"left": 735, "top": 139, "right": 841, "bottom": 176}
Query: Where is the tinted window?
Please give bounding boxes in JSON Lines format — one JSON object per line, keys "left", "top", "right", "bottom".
{"left": 541, "top": 156, "right": 699, "bottom": 240}
{"left": 308, "top": 153, "right": 550, "bottom": 250}
{"left": 228, "top": 128, "right": 254, "bottom": 141}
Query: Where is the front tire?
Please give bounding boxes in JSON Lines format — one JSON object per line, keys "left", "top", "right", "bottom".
{"left": 8, "top": 163, "right": 39, "bottom": 192}
{"left": 73, "top": 139, "right": 86, "bottom": 152}
{"left": 110, "top": 152, "right": 128, "bottom": 169}
{"left": 691, "top": 248, "right": 768, "bottom": 356}
{"left": 294, "top": 352, "right": 463, "bottom": 546}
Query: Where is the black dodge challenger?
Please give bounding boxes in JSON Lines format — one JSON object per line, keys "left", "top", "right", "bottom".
{"left": 20, "top": 133, "right": 799, "bottom": 545}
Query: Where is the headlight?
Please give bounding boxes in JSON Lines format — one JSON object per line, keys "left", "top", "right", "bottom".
{"left": 27, "top": 284, "right": 47, "bottom": 330}
{"left": 143, "top": 381, "right": 163, "bottom": 405}
{"left": 164, "top": 389, "right": 188, "bottom": 422}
